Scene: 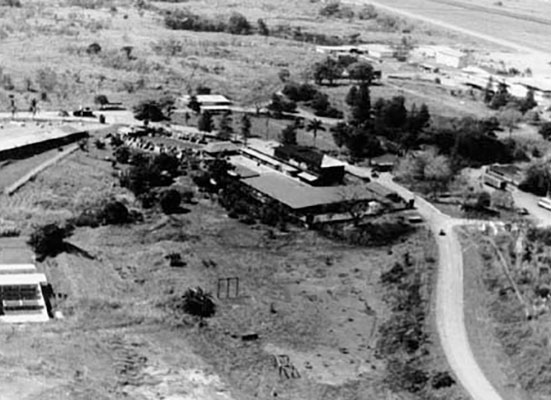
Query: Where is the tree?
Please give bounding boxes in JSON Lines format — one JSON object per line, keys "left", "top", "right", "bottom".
{"left": 279, "top": 123, "right": 297, "bottom": 145}
{"left": 306, "top": 119, "right": 325, "bottom": 147}
{"left": 489, "top": 82, "right": 510, "bottom": 109}
{"left": 240, "top": 113, "right": 251, "bottom": 145}
{"left": 158, "top": 95, "right": 176, "bottom": 119}
{"left": 197, "top": 111, "right": 213, "bottom": 132}
{"left": 345, "top": 85, "right": 358, "bottom": 107}
{"left": 312, "top": 57, "right": 343, "bottom": 85}
{"left": 539, "top": 122, "right": 551, "bottom": 140}
{"left": 227, "top": 12, "right": 251, "bottom": 35}
{"left": 188, "top": 95, "right": 201, "bottom": 113}
{"left": 86, "top": 42, "right": 102, "bottom": 55}
{"left": 483, "top": 77, "right": 494, "bottom": 104}
{"left": 160, "top": 189, "right": 182, "bottom": 214}
{"left": 498, "top": 107, "right": 522, "bottom": 136}
{"left": 257, "top": 18, "right": 269, "bottom": 36}
{"left": 182, "top": 287, "right": 216, "bottom": 318}
{"left": 347, "top": 61, "right": 374, "bottom": 84}
{"left": 520, "top": 88, "right": 537, "bottom": 113}
{"left": 29, "top": 98, "right": 38, "bottom": 118}
{"left": 196, "top": 85, "right": 211, "bottom": 95}
{"left": 133, "top": 100, "right": 167, "bottom": 122}
{"left": 519, "top": 163, "right": 551, "bottom": 196}
{"left": 101, "top": 201, "right": 130, "bottom": 225}
{"left": 331, "top": 122, "right": 352, "bottom": 150}
{"left": 94, "top": 94, "right": 109, "bottom": 109}
{"left": 28, "top": 223, "right": 73, "bottom": 261}
{"left": 349, "top": 83, "right": 371, "bottom": 127}
{"left": 278, "top": 68, "right": 291, "bottom": 83}
{"left": 217, "top": 112, "right": 233, "bottom": 140}
{"left": 267, "top": 93, "right": 296, "bottom": 117}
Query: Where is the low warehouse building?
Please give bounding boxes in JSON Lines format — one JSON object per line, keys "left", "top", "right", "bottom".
{"left": 0, "top": 238, "right": 50, "bottom": 323}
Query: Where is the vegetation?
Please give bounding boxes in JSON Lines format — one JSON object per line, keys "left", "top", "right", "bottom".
{"left": 160, "top": 189, "right": 182, "bottom": 214}
{"left": 28, "top": 223, "right": 73, "bottom": 261}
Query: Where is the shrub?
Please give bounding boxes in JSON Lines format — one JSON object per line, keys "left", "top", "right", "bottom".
{"left": 28, "top": 223, "right": 73, "bottom": 260}
{"left": 181, "top": 287, "right": 216, "bottom": 318}
{"left": 100, "top": 201, "right": 129, "bottom": 225}
{"left": 160, "top": 189, "right": 181, "bottom": 214}
{"left": 114, "top": 146, "right": 131, "bottom": 164}
{"left": 86, "top": 43, "right": 101, "bottom": 55}
{"left": 227, "top": 12, "right": 251, "bottom": 35}
{"left": 94, "top": 94, "right": 109, "bottom": 108}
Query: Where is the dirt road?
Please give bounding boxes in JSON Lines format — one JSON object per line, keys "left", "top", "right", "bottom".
{"left": 377, "top": 173, "right": 504, "bottom": 400}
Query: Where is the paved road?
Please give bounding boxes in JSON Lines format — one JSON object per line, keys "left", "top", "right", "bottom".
{"left": 511, "top": 188, "right": 551, "bottom": 227}
{"left": 345, "top": 0, "right": 548, "bottom": 57}
{"left": 377, "top": 173, "right": 504, "bottom": 400}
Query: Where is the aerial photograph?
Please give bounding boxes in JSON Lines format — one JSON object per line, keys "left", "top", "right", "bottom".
{"left": 1, "top": 0, "right": 551, "bottom": 399}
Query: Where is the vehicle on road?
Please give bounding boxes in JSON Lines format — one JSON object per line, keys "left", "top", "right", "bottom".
{"left": 439, "top": 229, "right": 446, "bottom": 236}
{"left": 517, "top": 207, "right": 529, "bottom": 215}
{"left": 538, "top": 197, "right": 551, "bottom": 211}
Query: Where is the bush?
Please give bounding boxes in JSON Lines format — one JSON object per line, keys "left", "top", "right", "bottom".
{"left": 28, "top": 223, "right": 73, "bottom": 260}
{"left": 160, "top": 189, "right": 181, "bottom": 214}
{"left": 181, "top": 287, "right": 216, "bottom": 318}
{"left": 86, "top": 42, "right": 102, "bottom": 55}
{"left": 227, "top": 12, "right": 251, "bottom": 35}
{"left": 100, "top": 201, "right": 129, "bottom": 225}
{"left": 114, "top": 146, "right": 131, "bottom": 164}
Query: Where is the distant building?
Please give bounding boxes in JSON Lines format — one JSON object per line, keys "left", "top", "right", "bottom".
{"left": 508, "top": 77, "right": 551, "bottom": 106}
{"left": 180, "top": 94, "right": 233, "bottom": 113}
{"left": 435, "top": 47, "right": 469, "bottom": 69}
{"left": 274, "top": 145, "right": 346, "bottom": 186}
{"left": 358, "top": 44, "right": 394, "bottom": 59}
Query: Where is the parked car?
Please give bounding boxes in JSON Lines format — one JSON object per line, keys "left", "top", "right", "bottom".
{"left": 517, "top": 207, "right": 529, "bottom": 215}
{"left": 73, "top": 107, "right": 95, "bottom": 118}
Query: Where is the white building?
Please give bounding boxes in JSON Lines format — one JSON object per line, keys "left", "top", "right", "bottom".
{"left": 180, "top": 94, "right": 233, "bottom": 113}
{"left": 0, "top": 238, "right": 50, "bottom": 323}
{"left": 435, "top": 47, "right": 469, "bottom": 69}
{"left": 358, "top": 44, "right": 394, "bottom": 59}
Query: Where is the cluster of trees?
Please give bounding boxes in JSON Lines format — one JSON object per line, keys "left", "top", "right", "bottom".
{"left": 164, "top": 9, "right": 257, "bottom": 35}
{"left": 115, "top": 145, "right": 186, "bottom": 211}
{"left": 425, "top": 117, "right": 527, "bottom": 167}
{"left": 518, "top": 162, "right": 551, "bottom": 196}
{"left": 281, "top": 81, "right": 342, "bottom": 118}
{"left": 484, "top": 80, "right": 537, "bottom": 113}
{"left": 319, "top": 1, "right": 410, "bottom": 31}
{"left": 330, "top": 82, "right": 430, "bottom": 160}
{"left": 311, "top": 58, "right": 375, "bottom": 86}
{"left": 196, "top": 111, "right": 251, "bottom": 143}
{"left": 133, "top": 97, "right": 175, "bottom": 123}
{"left": 163, "top": 7, "right": 348, "bottom": 46}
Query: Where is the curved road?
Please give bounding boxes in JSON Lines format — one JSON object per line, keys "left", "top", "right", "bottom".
{"left": 378, "top": 173, "right": 503, "bottom": 400}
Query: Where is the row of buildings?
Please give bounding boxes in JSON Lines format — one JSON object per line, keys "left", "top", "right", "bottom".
{"left": 205, "top": 138, "right": 407, "bottom": 225}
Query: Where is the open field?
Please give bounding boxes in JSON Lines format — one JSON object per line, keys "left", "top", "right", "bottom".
{"left": 0, "top": 134, "right": 462, "bottom": 399}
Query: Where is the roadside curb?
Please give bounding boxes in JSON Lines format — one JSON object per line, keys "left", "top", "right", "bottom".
{"left": 3, "top": 145, "right": 79, "bottom": 196}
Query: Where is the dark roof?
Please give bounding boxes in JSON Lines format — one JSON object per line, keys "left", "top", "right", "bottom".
{"left": 242, "top": 173, "right": 387, "bottom": 210}
{"left": 275, "top": 145, "right": 324, "bottom": 168}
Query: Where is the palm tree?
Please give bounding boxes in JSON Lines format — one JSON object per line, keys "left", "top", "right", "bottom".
{"left": 306, "top": 118, "right": 325, "bottom": 147}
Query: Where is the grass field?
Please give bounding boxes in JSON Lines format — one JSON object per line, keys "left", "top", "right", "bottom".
{"left": 0, "top": 128, "right": 467, "bottom": 399}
